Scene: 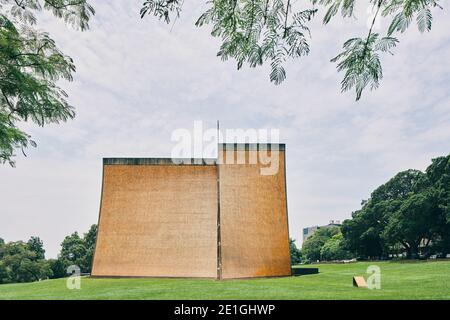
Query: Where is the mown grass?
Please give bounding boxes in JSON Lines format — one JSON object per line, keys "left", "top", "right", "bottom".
{"left": 0, "top": 261, "right": 449, "bottom": 300}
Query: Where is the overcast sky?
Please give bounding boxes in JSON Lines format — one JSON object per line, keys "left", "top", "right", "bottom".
{"left": 1, "top": 1, "right": 449, "bottom": 258}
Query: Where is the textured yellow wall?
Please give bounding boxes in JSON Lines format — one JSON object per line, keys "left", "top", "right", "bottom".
{"left": 92, "top": 144, "right": 290, "bottom": 279}
{"left": 92, "top": 164, "right": 218, "bottom": 278}
{"left": 218, "top": 147, "right": 291, "bottom": 279}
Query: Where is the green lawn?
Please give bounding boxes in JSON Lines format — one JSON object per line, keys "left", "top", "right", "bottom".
{"left": 0, "top": 261, "right": 449, "bottom": 300}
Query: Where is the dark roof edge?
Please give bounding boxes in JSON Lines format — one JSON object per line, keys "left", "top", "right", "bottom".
{"left": 103, "top": 158, "right": 217, "bottom": 166}
{"left": 103, "top": 144, "right": 285, "bottom": 165}
{"left": 219, "top": 143, "right": 285, "bottom": 151}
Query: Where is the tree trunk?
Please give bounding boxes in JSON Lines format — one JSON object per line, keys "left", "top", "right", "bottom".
{"left": 402, "top": 242, "right": 411, "bottom": 258}
{"left": 410, "top": 241, "right": 420, "bottom": 259}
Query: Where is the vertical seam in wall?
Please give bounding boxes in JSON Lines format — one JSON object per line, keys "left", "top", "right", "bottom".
{"left": 216, "top": 147, "right": 223, "bottom": 280}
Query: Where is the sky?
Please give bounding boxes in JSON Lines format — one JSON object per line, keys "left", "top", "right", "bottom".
{"left": 1, "top": 1, "right": 449, "bottom": 258}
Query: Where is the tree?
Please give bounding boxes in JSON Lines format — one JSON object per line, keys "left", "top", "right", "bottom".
{"left": 82, "top": 224, "right": 97, "bottom": 272}
{"left": 320, "top": 233, "right": 353, "bottom": 261}
{"left": 0, "top": 241, "right": 51, "bottom": 284}
{"left": 289, "top": 237, "right": 302, "bottom": 265}
{"left": 27, "top": 236, "right": 45, "bottom": 260}
{"left": 371, "top": 169, "right": 428, "bottom": 202}
{"left": 342, "top": 157, "right": 450, "bottom": 259}
{"left": 382, "top": 190, "right": 443, "bottom": 258}
{"left": 59, "top": 231, "right": 88, "bottom": 272}
{"left": 0, "top": 237, "right": 4, "bottom": 255}
{"left": 342, "top": 169, "right": 426, "bottom": 259}
{"left": 47, "top": 258, "right": 66, "bottom": 279}
{"left": 141, "top": 0, "right": 444, "bottom": 100}
{"left": 341, "top": 210, "right": 383, "bottom": 259}
{"left": 0, "top": 0, "right": 94, "bottom": 166}
{"left": 302, "top": 226, "right": 339, "bottom": 261}
{"left": 425, "top": 155, "right": 450, "bottom": 255}
{"left": 0, "top": 226, "right": 98, "bottom": 283}
{"left": 426, "top": 155, "right": 450, "bottom": 222}
{"left": 0, "top": 238, "right": 5, "bottom": 282}
{"left": 58, "top": 224, "right": 97, "bottom": 273}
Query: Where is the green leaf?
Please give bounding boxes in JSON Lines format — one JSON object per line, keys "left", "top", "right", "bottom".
{"left": 140, "top": 0, "right": 182, "bottom": 24}
{"left": 0, "top": 12, "right": 78, "bottom": 165}
{"left": 388, "top": 12, "right": 412, "bottom": 36}
{"left": 374, "top": 36, "right": 399, "bottom": 53}
{"left": 416, "top": 7, "right": 432, "bottom": 33}
{"left": 323, "top": 2, "right": 341, "bottom": 24}
{"left": 341, "top": 0, "right": 356, "bottom": 18}
{"left": 332, "top": 34, "right": 383, "bottom": 101}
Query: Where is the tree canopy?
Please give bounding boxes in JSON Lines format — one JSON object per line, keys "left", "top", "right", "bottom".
{"left": 141, "top": 0, "right": 444, "bottom": 100}
{"left": 289, "top": 237, "right": 302, "bottom": 264}
{"left": 302, "top": 226, "right": 341, "bottom": 261}
{"left": 0, "top": 0, "right": 94, "bottom": 166}
{"left": 320, "top": 233, "right": 353, "bottom": 261}
{"left": 0, "top": 224, "right": 97, "bottom": 284}
{"left": 342, "top": 154, "right": 450, "bottom": 259}
{"left": 59, "top": 224, "right": 97, "bottom": 273}
{"left": 27, "top": 236, "right": 45, "bottom": 260}
{"left": 0, "top": 238, "right": 51, "bottom": 283}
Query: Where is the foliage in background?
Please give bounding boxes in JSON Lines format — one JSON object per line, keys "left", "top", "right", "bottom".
{"left": 304, "top": 154, "right": 449, "bottom": 262}
{"left": 289, "top": 237, "right": 302, "bottom": 264}
{"left": 26, "top": 236, "right": 45, "bottom": 260}
{"left": 0, "top": 237, "right": 51, "bottom": 283}
{"left": 83, "top": 223, "right": 97, "bottom": 271}
{"left": 58, "top": 224, "right": 97, "bottom": 274}
{"left": 0, "top": 224, "right": 97, "bottom": 284}
{"left": 342, "top": 154, "right": 450, "bottom": 259}
{"left": 320, "top": 233, "right": 353, "bottom": 261}
{"left": 140, "top": 0, "right": 444, "bottom": 100}
{"left": 0, "top": 0, "right": 94, "bottom": 166}
{"left": 301, "top": 226, "right": 343, "bottom": 261}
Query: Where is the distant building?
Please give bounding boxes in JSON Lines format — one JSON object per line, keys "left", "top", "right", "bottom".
{"left": 303, "top": 220, "right": 341, "bottom": 242}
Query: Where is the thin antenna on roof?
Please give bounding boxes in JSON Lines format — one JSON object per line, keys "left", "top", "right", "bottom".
{"left": 217, "top": 120, "right": 220, "bottom": 144}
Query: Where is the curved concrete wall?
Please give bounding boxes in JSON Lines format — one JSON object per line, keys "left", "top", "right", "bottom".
{"left": 92, "top": 144, "right": 290, "bottom": 279}
{"left": 218, "top": 148, "right": 291, "bottom": 279}
{"left": 92, "top": 164, "right": 218, "bottom": 278}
